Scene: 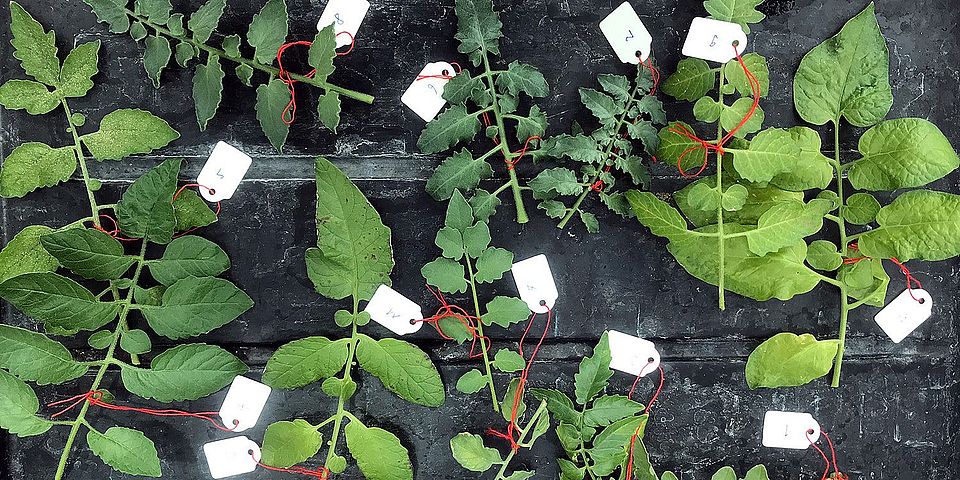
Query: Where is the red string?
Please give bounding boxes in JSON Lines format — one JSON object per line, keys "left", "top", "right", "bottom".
{"left": 416, "top": 62, "right": 462, "bottom": 81}
{"left": 807, "top": 430, "right": 846, "bottom": 480}
{"left": 844, "top": 243, "right": 924, "bottom": 303}
{"left": 806, "top": 430, "right": 831, "bottom": 480}
{"left": 625, "top": 364, "right": 665, "bottom": 480}
{"left": 47, "top": 390, "right": 237, "bottom": 432}
{"left": 415, "top": 285, "right": 490, "bottom": 360}
{"left": 670, "top": 44, "right": 760, "bottom": 178}
{"left": 88, "top": 214, "right": 139, "bottom": 242}
{"left": 251, "top": 451, "right": 330, "bottom": 479}
{"left": 639, "top": 54, "right": 661, "bottom": 95}
{"left": 486, "top": 306, "right": 552, "bottom": 451}
{"left": 591, "top": 165, "right": 613, "bottom": 192}
{"left": 504, "top": 135, "right": 543, "bottom": 171}
{"left": 275, "top": 32, "right": 354, "bottom": 125}
{"left": 172, "top": 183, "right": 222, "bottom": 238}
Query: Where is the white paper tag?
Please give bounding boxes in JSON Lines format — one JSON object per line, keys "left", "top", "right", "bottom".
{"left": 401, "top": 62, "right": 456, "bottom": 122}
{"left": 681, "top": 17, "right": 748, "bottom": 63}
{"left": 218, "top": 376, "right": 271, "bottom": 432}
{"left": 599, "top": 2, "right": 653, "bottom": 64}
{"left": 364, "top": 285, "right": 425, "bottom": 335}
{"left": 318, "top": 0, "right": 370, "bottom": 48}
{"left": 202, "top": 436, "right": 260, "bottom": 479}
{"left": 511, "top": 254, "right": 558, "bottom": 314}
{"left": 196, "top": 142, "right": 252, "bottom": 202}
{"left": 762, "top": 411, "right": 820, "bottom": 450}
{"left": 874, "top": 289, "right": 933, "bottom": 343}
{"left": 606, "top": 330, "right": 661, "bottom": 377}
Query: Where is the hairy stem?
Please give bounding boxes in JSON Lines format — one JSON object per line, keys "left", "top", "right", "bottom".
{"left": 323, "top": 296, "right": 360, "bottom": 468}
{"left": 61, "top": 99, "right": 100, "bottom": 230}
{"left": 715, "top": 69, "right": 727, "bottom": 310}
{"left": 466, "top": 256, "right": 499, "bottom": 413}
{"left": 55, "top": 241, "right": 148, "bottom": 480}
{"left": 128, "top": 10, "right": 374, "bottom": 105}
{"left": 492, "top": 401, "right": 549, "bottom": 480}
{"left": 831, "top": 121, "right": 850, "bottom": 388}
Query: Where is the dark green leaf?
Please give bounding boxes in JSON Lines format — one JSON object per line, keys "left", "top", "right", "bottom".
{"left": 120, "top": 343, "right": 246, "bottom": 401}
{"left": 247, "top": 0, "right": 288, "bottom": 64}
{"left": 0, "top": 272, "right": 120, "bottom": 331}
{"left": 40, "top": 228, "right": 135, "bottom": 280}
{"left": 192, "top": 54, "right": 224, "bottom": 130}
{"left": 574, "top": 332, "right": 613, "bottom": 405}
{"left": 149, "top": 235, "right": 229, "bottom": 285}
{"left": 116, "top": 158, "right": 181, "bottom": 244}
{"left": 188, "top": 0, "right": 226, "bottom": 44}
{"left": 255, "top": 78, "right": 291, "bottom": 152}
{"left": 141, "top": 276, "right": 253, "bottom": 339}
{"left": 143, "top": 35, "right": 171, "bottom": 88}
{"left": 0, "top": 324, "right": 88, "bottom": 384}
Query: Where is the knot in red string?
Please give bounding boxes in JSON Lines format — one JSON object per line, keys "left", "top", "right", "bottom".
{"left": 505, "top": 135, "right": 542, "bottom": 171}
{"left": 47, "top": 390, "right": 238, "bottom": 432}
{"left": 416, "top": 285, "right": 489, "bottom": 359}
{"left": 89, "top": 214, "right": 139, "bottom": 242}
{"left": 275, "top": 32, "right": 355, "bottom": 126}
{"left": 415, "top": 62, "right": 462, "bottom": 82}
{"left": 251, "top": 452, "right": 330, "bottom": 479}
{"left": 591, "top": 165, "right": 614, "bottom": 192}
{"left": 845, "top": 243, "right": 924, "bottom": 303}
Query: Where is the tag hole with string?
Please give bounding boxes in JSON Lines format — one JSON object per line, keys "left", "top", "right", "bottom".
{"left": 732, "top": 39, "right": 740, "bottom": 47}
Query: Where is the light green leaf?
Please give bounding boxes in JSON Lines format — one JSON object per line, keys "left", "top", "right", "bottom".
{"left": 263, "top": 336, "right": 350, "bottom": 389}
{"left": 626, "top": 190, "right": 689, "bottom": 239}
{"left": 580, "top": 211, "right": 600, "bottom": 234}
{"left": 321, "top": 376, "right": 357, "bottom": 400}
{"left": 769, "top": 126, "right": 834, "bottom": 191}
{"left": 744, "top": 465, "right": 771, "bottom": 480}
{"left": 496, "top": 61, "right": 548, "bottom": 98}
{"left": 723, "top": 53, "right": 769, "bottom": 96}
{"left": 720, "top": 98, "right": 764, "bottom": 138}
{"left": 120, "top": 329, "right": 151, "bottom": 355}
{"left": 503, "top": 470, "right": 535, "bottom": 480}
{"left": 120, "top": 343, "right": 246, "bottom": 402}
{"left": 0, "top": 272, "right": 120, "bottom": 331}
{"left": 87, "top": 427, "right": 161, "bottom": 477}
{"left": 530, "top": 388, "right": 581, "bottom": 425}
{"left": 426, "top": 149, "right": 494, "bottom": 201}
{"left": 317, "top": 91, "right": 342, "bottom": 133}
{"left": 453, "top": 0, "right": 502, "bottom": 66}
{"left": 793, "top": 3, "right": 892, "bottom": 127}
{"left": 0, "top": 369, "right": 53, "bottom": 436}
{"left": 463, "top": 222, "right": 491, "bottom": 258}
{"left": 678, "top": 177, "right": 804, "bottom": 228}
{"left": 0, "top": 324, "right": 87, "bottom": 384}
{"left": 306, "top": 157, "right": 394, "bottom": 301}
{"left": 730, "top": 128, "right": 802, "bottom": 184}
{"left": 9, "top": 1, "right": 59, "bottom": 86}
{"left": 149, "top": 235, "right": 229, "bottom": 285}
{"left": 559, "top": 458, "right": 586, "bottom": 480}
{"left": 81, "top": 109, "right": 180, "bottom": 161}
{"left": 422, "top": 257, "right": 467, "bottom": 294}
{"left": 261, "top": 420, "right": 323, "bottom": 468}
{"left": 584, "top": 395, "right": 644, "bottom": 427}
{"left": 844, "top": 193, "right": 881, "bottom": 225}
{"left": 662, "top": 58, "right": 714, "bottom": 101}
{"left": 630, "top": 439, "right": 658, "bottom": 480}
{"left": 693, "top": 96, "right": 722, "bottom": 123}
{"left": 580, "top": 88, "right": 619, "bottom": 127}
{"left": 530, "top": 168, "right": 582, "bottom": 198}
{"left": 848, "top": 118, "right": 960, "bottom": 191}
{"left": 722, "top": 184, "right": 748, "bottom": 211}
{"left": 345, "top": 420, "right": 414, "bottom": 480}
{"left": 575, "top": 332, "right": 613, "bottom": 405}
{"left": 705, "top": 0, "right": 765, "bottom": 33}
{"left": 193, "top": 54, "right": 225, "bottom": 130}
{"left": 39, "top": 228, "right": 135, "bottom": 280}
{"left": 746, "top": 333, "right": 839, "bottom": 389}
{"left": 745, "top": 199, "right": 831, "bottom": 256}
{"left": 450, "top": 432, "right": 501, "bottom": 472}
{"left": 687, "top": 183, "right": 721, "bottom": 212}
{"left": 456, "top": 369, "right": 486, "bottom": 394}
{"left": 0, "top": 226, "right": 59, "bottom": 283}
{"left": 656, "top": 122, "right": 708, "bottom": 173}
{"left": 806, "top": 240, "right": 842, "bottom": 271}
{"left": 142, "top": 276, "right": 253, "bottom": 339}
{"left": 255, "top": 78, "right": 291, "bottom": 152}
{"left": 247, "top": 0, "right": 288, "bottom": 64}
{"left": 445, "top": 190, "right": 475, "bottom": 232}
{"left": 418, "top": 105, "right": 482, "bottom": 154}
{"left": 493, "top": 348, "right": 525, "bottom": 372}
{"left": 474, "top": 247, "right": 513, "bottom": 283}
{"left": 356, "top": 334, "right": 445, "bottom": 407}
{"left": 116, "top": 158, "right": 180, "bottom": 244}
{"left": 0, "top": 80, "right": 59, "bottom": 114}
{"left": 188, "top": 0, "right": 226, "bottom": 44}
{"left": 500, "top": 377, "right": 526, "bottom": 421}
{"left": 0, "top": 142, "right": 76, "bottom": 198}
{"left": 308, "top": 25, "right": 337, "bottom": 82}
{"left": 84, "top": 0, "right": 132, "bottom": 33}
{"left": 858, "top": 190, "right": 960, "bottom": 261}
{"left": 173, "top": 189, "right": 218, "bottom": 231}
{"left": 143, "top": 35, "right": 171, "bottom": 88}
{"left": 712, "top": 467, "right": 737, "bottom": 480}
{"left": 59, "top": 40, "right": 101, "bottom": 98}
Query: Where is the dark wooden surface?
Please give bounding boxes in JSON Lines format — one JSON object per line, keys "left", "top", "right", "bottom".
{"left": 1, "top": 0, "right": 958, "bottom": 478}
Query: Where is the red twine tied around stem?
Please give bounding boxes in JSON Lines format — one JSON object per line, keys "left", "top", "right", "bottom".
{"left": 479, "top": 110, "right": 542, "bottom": 172}
{"left": 47, "top": 390, "right": 238, "bottom": 432}
{"left": 276, "top": 32, "right": 355, "bottom": 126}
{"left": 669, "top": 43, "right": 760, "bottom": 178}
{"left": 414, "top": 285, "right": 490, "bottom": 360}
{"left": 89, "top": 214, "right": 139, "bottom": 242}
{"left": 844, "top": 243, "right": 924, "bottom": 303}
{"left": 250, "top": 451, "right": 330, "bottom": 479}
{"left": 624, "top": 363, "right": 666, "bottom": 480}
{"left": 486, "top": 306, "right": 553, "bottom": 451}
{"left": 806, "top": 430, "right": 847, "bottom": 480}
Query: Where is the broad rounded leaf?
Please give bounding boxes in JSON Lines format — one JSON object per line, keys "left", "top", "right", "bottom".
{"left": 86, "top": 427, "right": 161, "bottom": 477}
{"left": 0, "top": 369, "right": 52, "bottom": 437}
{"left": 0, "top": 225, "right": 60, "bottom": 283}
{"left": 0, "top": 142, "right": 76, "bottom": 198}
{"left": 356, "top": 334, "right": 444, "bottom": 407}
{"left": 120, "top": 343, "right": 247, "bottom": 402}
{"left": 481, "top": 296, "right": 530, "bottom": 328}
{"left": 844, "top": 193, "right": 881, "bottom": 225}
{"left": 81, "top": 109, "right": 179, "bottom": 161}
{"left": 858, "top": 190, "right": 960, "bottom": 261}
{"left": 456, "top": 369, "right": 486, "bottom": 394}
{"left": 421, "top": 257, "right": 467, "bottom": 294}
{"left": 493, "top": 348, "right": 525, "bottom": 372}
{"left": 805, "top": 240, "right": 842, "bottom": 271}
{"left": 345, "top": 420, "right": 414, "bottom": 480}
{"left": 662, "top": 58, "right": 715, "bottom": 101}
{"left": 746, "top": 333, "right": 839, "bottom": 389}
{"left": 745, "top": 199, "right": 831, "bottom": 256}
{"left": 142, "top": 276, "right": 253, "bottom": 339}
{"left": 40, "top": 228, "right": 135, "bottom": 280}
{"left": 263, "top": 336, "right": 350, "bottom": 389}
{"left": 120, "top": 329, "right": 152, "bottom": 355}
{"left": 173, "top": 189, "right": 218, "bottom": 231}
{"left": 0, "top": 272, "right": 121, "bottom": 331}
{"left": 261, "top": 419, "right": 323, "bottom": 468}
{"left": 474, "top": 247, "right": 513, "bottom": 284}
{"left": 848, "top": 118, "right": 960, "bottom": 191}
{"left": 148, "top": 235, "right": 229, "bottom": 286}
{"left": 116, "top": 158, "right": 181, "bottom": 244}
{"left": 450, "top": 433, "right": 501, "bottom": 472}
{"left": 0, "top": 324, "right": 87, "bottom": 385}
{"left": 0, "top": 80, "right": 59, "bottom": 114}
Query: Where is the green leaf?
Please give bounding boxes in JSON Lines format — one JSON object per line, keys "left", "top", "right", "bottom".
{"left": 529, "top": 388, "right": 581, "bottom": 425}
{"left": 418, "top": 105, "right": 481, "bottom": 154}
{"left": 662, "top": 58, "right": 715, "bottom": 101}
{"left": 705, "top": 0, "right": 765, "bottom": 33}
{"left": 598, "top": 74, "right": 630, "bottom": 103}
{"left": 450, "top": 432, "right": 501, "bottom": 472}
{"left": 142, "top": 276, "right": 253, "bottom": 339}
{"left": 745, "top": 199, "right": 831, "bottom": 256}
{"left": 686, "top": 183, "right": 721, "bottom": 212}
{"left": 308, "top": 25, "right": 337, "bottom": 82}
{"left": 580, "top": 88, "right": 619, "bottom": 128}
{"left": 149, "top": 235, "right": 229, "bottom": 285}
{"left": 720, "top": 98, "right": 764, "bottom": 138}
{"left": 497, "top": 61, "right": 548, "bottom": 98}
{"left": 9, "top": 1, "right": 59, "bottom": 86}
{"left": 421, "top": 257, "right": 467, "bottom": 294}
{"left": 746, "top": 333, "right": 839, "bottom": 389}
{"left": 0, "top": 369, "right": 53, "bottom": 437}
{"left": 143, "top": 35, "right": 171, "bottom": 88}
{"left": 0, "top": 143, "right": 76, "bottom": 198}
{"left": 261, "top": 420, "right": 323, "bottom": 468}
{"left": 678, "top": 178, "right": 804, "bottom": 228}
{"left": 501, "top": 377, "right": 526, "bottom": 421}
{"left": 693, "top": 96, "right": 722, "bottom": 123}
{"left": 192, "top": 54, "right": 224, "bottom": 130}
{"left": 120, "top": 343, "right": 246, "bottom": 402}
{"left": 0, "top": 272, "right": 120, "bottom": 331}
{"left": 730, "top": 128, "right": 801, "bottom": 184}
{"left": 263, "top": 336, "right": 350, "bottom": 389}
{"left": 656, "top": 122, "right": 708, "bottom": 173}
{"left": 247, "top": 0, "right": 288, "bottom": 64}
{"left": 712, "top": 467, "right": 737, "bottom": 480}
{"left": 40, "top": 228, "right": 135, "bottom": 280}
{"left": 588, "top": 415, "right": 648, "bottom": 476}
{"left": 580, "top": 211, "right": 600, "bottom": 233}
{"left": 723, "top": 53, "right": 769, "bottom": 96}
{"left": 625, "top": 191, "right": 689, "bottom": 239}
{"left": 172, "top": 189, "right": 217, "bottom": 231}
{"left": 470, "top": 189, "right": 501, "bottom": 222}
{"left": 435, "top": 227, "right": 465, "bottom": 260}
{"left": 806, "top": 240, "right": 842, "bottom": 271}
{"left": 345, "top": 420, "right": 414, "bottom": 480}
{"left": 574, "top": 332, "right": 613, "bottom": 405}
{"left": 493, "top": 348, "right": 525, "bottom": 372}
{"left": 453, "top": 0, "right": 502, "bottom": 66}
{"left": 444, "top": 190, "right": 475, "bottom": 231}
{"left": 847, "top": 118, "right": 960, "bottom": 191}
{"left": 794, "top": 3, "right": 892, "bottom": 127}
{"left": 0, "top": 80, "right": 59, "bottom": 115}
{"left": 88, "top": 330, "right": 113, "bottom": 349}
{"left": 59, "top": 40, "right": 100, "bottom": 98}
{"left": 426, "top": 150, "right": 494, "bottom": 201}
{"left": 81, "top": 109, "right": 180, "bottom": 161}
{"left": 769, "top": 126, "right": 834, "bottom": 192}
{"left": 356, "top": 334, "right": 445, "bottom": 407}
{"left": 503, "top": 471, "right": 535, "bottom": 480}
{"left": 844, "top": 193, "right": 881, "bottom": 225}
{"left": 86, "top": 427, "right": 161, "bottom": 477}
{"left": 859, "top": 190, "right": 960, "bottom": 261}
{"left": 530, "top": 168, "right": 582, "bottom": 198}
{"left": 120, "top": 329, "right": 151, "bottom": 355}
{"left": 166, "top": 13, "right": 184, "bottom": 35}
{"left": 317, "top": 91, "right": 342, "bottom": 133}
{"left": 474, "top": 247, "right": 513, "bottom": 283}
{"left": 253, "top": 78, "right": 292, "bottom": 152}
{"left": 135, "top": 0, "right": 172, "bottom": 24}
{"left": 130, "top": 21, "right": 148, "bottom": 41}
{"left": 456, "top": 369, "right": 486, "bottom": 394}
{"left": 559, "top": 458, "right": 586, "bottom": 480}
{"left": 134, "top": 285, "right": 165, "bottom": 307}
{"left": 0, "top": 226, "right": 59, "bottom": 283}
{"left": 0, "top": 324, "right": 87, "bottom": 384}
{"left": 630, "top": 439, "right": 658, "bottom": 480}
{"left": 463, "top": 222, "right": 491, "bottom": 258}
{"left": 539, "top": 200, "right": 567, "bottom": 219}
{"left": 84, "top": 0, "right": 131, "bottom": 33}
{"left": 721, "top": 184, "right": 748, "bottom": 211}
{"left": 321, "top": 376, "right": 357, "bottom": 400}
{"left": 541, "top": 134, "right": 604, "bottom": 164}
{"left": 116, "top": 158, "right": 180, "bottom": 244}
{"left": 188, "top": 0, "right": 226, "bottom": 44}
{"left": 306, "top": 158, "right": 393, "bottom": 301}
{"left": 174, "top": 41, "right": 195, "bottom": 67}
{"left": 515, "top": 105, "right": 547, "bottom": 143}
{"left": 583, "top": 395, "right": 644, "bottom": 427}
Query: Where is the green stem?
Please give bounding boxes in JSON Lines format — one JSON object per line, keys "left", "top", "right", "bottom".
{"left": 129, "top": 10, "right": 374, "bottom": 105}
{"left": 323, "top": 297, "right": 360, "bottom": 468}
{"left": 479, "top": 48, "right": 528, "bottom": 224}
{"left": 55, "top": 241, "right": 148, "bottom": 480}
{"left": 466, "top": 257, "right": 499, "bottom": 413}
{"left": 491, "top": 402, "right": 549, "bottom": 480}
{"left": 715, "top": 69, "right": 727, "bottom": 310}
{"left": 61, "top": 99, "right": 100, "bottom": 230}
{"left": 831, "top": 121, "right": 849, "bottom": 389}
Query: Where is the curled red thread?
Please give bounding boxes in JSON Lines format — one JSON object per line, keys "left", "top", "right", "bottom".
{"left": 639, "top": 54, "right": 661, "bottom": 95}
{"left": 276, "top": 32, "right": 354, "bottom": 126}
{"left": 670, "top": 44, "right": 760, "bottom": 178}
{"left": 807, "top": 430, "right": 845, "bottom": 480}
{"left": 625, "top": 363, "right": 665, "bottom": 480}
{"left": 47, "top": 390, "right": 237, "bottom": 432}
{"left": 845, "top": 243, "right": 924, "bottom": 303}
{"left": 487, "top": 306, "right": 553, "bottom": 451}
{"left": 415, "top": 285, "right": 490, "bottom": 360}
{"left": 251, "top": 451, "right": 330, "bottom": 479}
{"left": 89, "top": 214, "right": 139, "bottom": 242}
{"left": 504, "top": 135, "right": 543, "bottom": 171}
{"left": 416, "top": 62, "right": 462, "bottom": 81}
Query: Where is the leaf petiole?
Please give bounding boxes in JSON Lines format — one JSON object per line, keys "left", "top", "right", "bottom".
{"left": 465, "top": 256, "right": 499, "bottom": 412}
